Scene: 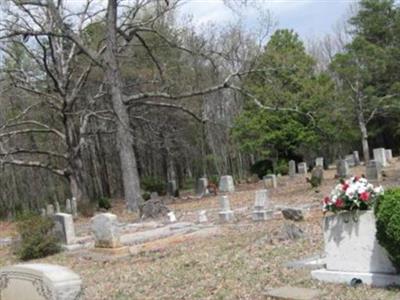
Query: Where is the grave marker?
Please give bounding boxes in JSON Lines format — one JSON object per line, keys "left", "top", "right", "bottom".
{"left": 218, "top": 195, "right": 234, "bottom": 222}
{"left": 218, "top": 175, "right": 235, "bottom": 193}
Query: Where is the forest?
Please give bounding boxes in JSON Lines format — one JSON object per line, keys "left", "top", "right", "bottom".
{"left": 0, "top": 0, "right": 399, "bottom": 217}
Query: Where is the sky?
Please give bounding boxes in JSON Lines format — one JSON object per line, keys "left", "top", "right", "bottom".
{"left": 179, "top": 0, "right": 357, "bottom": 40}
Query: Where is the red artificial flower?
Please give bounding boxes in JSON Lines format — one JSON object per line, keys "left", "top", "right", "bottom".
{"left": 336, "top": 198, "right": 344, "bottom": 208}
{"left": 342, "top": 183, "right": 349, "bottom": 191}
{"left": 323, "top": 197, "right": 330, "bottom": 204}
{"left": 360, "top": 192, "right": 370, "bottom": 202}
{"left": 354, "top": 176, "right": 360, "bottom": 182}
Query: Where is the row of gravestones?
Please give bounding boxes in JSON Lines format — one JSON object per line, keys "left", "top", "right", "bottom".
{"left": 41, "top": 197, "right": 78, "bottom": 218}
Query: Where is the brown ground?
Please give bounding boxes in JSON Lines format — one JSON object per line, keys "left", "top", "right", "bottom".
{"left": 1, "top": 161, "right": 400, "bottom": 299}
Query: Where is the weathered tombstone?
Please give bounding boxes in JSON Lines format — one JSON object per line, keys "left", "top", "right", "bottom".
{"left": 297, "top": 162, "right": 307, "bottom": 175}
{"left": 288, "top": 160, "right": 296, "bottom": 177}
{"left": 54, "top": 201, "right": 60, "bottom": 213}
{"left": 53, "top": 213, "right": 76, "bottom": 245}
{"left": 46, "top": 204, "right": 55, "bottom": 216}
{"left": 71, "top": 197, "right": 77, "bottom": 218}
{"left": 218, "top": 195, "right": 234, "bottom": 222}
{"left": 167, "top": 211, "right": 177, "bottom": 223}
{"left": 150, "top": 192, "right": 159, "bottom": 199}
{"left": 315, "top": 157, "right": 324, "bottom": 168}
{"left": 366, "top": 160, "right": 381, "bottom": 181}
{"left": 65, "top": 199, "right": 72, "bottom": 214}
{"left": 373, "top": 147, "right": 388, "bottom": 167}
{"left": 196, "top": 178, "right": 208, "bottom": 196}
{"left": 336, "top": 159, "right": 350, "bottom": 178}
{"left": 252, "top": 190, "right": 271, "bottom": 221}
{"left": 218, "top": 175, "right": 235, "bottom": 193}
{"left": 40, "top": 208, "right": 46, "bottom": 217}
{"left": 0, "top": 263, "right": 82, "bottom": 300}
{"left": 167, "top": 180, "right": 178, "bottom": 197}
{"left": 282, "top": 208, "right": 304, "bottom": 221}
{"left": 198, "top": 210, "right": 208, "bottom": 223}
{"left": 345, "top": 154, "right": 355, "bottom": 167}
{"left": 308, "top": 166, "right": 323, "bottom": 187}
{"left": 91, "top": 213, "right": 122, "bottom": 248}
{"left": 353, "top": 150, "right": 360, "bottom": 166}
{"left": 263, "top": 174, "right": 277, "bottom": 189}
{"left": 385, "top": 149, "right": 393, "bottom": 162}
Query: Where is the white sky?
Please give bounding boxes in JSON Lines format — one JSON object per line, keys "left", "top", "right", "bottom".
{"left": 179, "top": 0, "right": 357, "bottom": 40}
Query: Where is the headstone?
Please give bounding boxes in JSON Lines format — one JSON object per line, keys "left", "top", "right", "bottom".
{"left": 139, "top": 198, "right": 169, "bottom": 219}
{"left": 353, "top": 151, "right": 360, "bottom": 166}
{"left": 91, "top": 213, "right": 121, "bottom": 248}
{"left": 218, "top": 195, "right": 234, "bottom": 222}
{"left": 150, "top": 192, "right": 159, "bottom": 199}
{"left": 53, "top": 213, "right": 76, "bottom": 245}
{"left": 345, "top": 154, "right": 355, "bottom": 167}
{"left": 218, "top": 175, "right": 235, "bottom": 193}
{"left": 198, "top": 210, "right": 208, "bottom": 223}
{"left": 263, "top": 174, "right": 277, "bottom": 189}
{"left": 65, "top": 199, "right": 72, "bottom": 214}
{"left": 297, "top": 162, "right": 307, "bottom": 175}
{"left": 373, "top": 147, "right": 388, "bottom": 167}
{"left": 282, "top": 208, "right": 304, "bottom": 221}
{"left": 46, "top": 204, "right": 54, "bottom": 216}
{"left": 336, "top": 159, "right": 350, "bottom": 178}
{"left": 71, "top": 197, "right": 77, "bottom": 218}
{"left": 385, "top": 149, "right": 393, "bottom": 162}
{"left": 167, "top": 180, "right": 178, "bottom": 197}
{"left": 315, "top": 157, "right": 324, "bottom": 168}
{"left": 167, "top": 211, "right": 177, "bottom": 223}
{"left": 54, "top": 201, "right": 60, "bottom": 213}
{"left": 0, "top": 264, "right": 82, "bottom": 300}
{"left": 366, "top": 160, "right": 381, "bottom": 181}
{"left": 288, "top": 160, "right": 296, "bottom": 177}
{"left": 252, "top": 190, "right": 272, "bottom": 221}
{"left": 308, "top": 166, "right": 323, "bottom": 187}
{"left": 40, "top": 208, "right": 46, "bottom": 217}
{"left": 196, "top": 178, "right": 208, "bottom": 196}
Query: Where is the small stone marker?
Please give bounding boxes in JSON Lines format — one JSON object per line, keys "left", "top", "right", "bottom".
{"left": 263, "top": 174, "right": 277, "bottom": 189}
{"left": 315, "top": 157, "right": 323, "bottom": 167}
{"left": 218, "top": 175, "right": 235, "bottom": 192}
{"left": 167, "top": 180, "right": 178, "bottom": 197}
{"left": 0, "top": 263, "right": 82, "bottom": 300}
{"left": 264, "top": 286, "right": 321, "bottom": 300}
{"left": 40, "top": 208, "right": 46, "bottom": 217}
{"left": 196, "top": 177, "right": 208, "bottom": 196}
{"left": 385, "top": 149, "right": 393, "bottom": 162}
{"left": 373, "top": 147, "right": 388, "bottom": 167}
{"left": 345, "top": 154, "right": 355, "bottom": 167}
{"left": 167, "top": 211, "right": 177, "bottom": 223}
{"left": 353, "top": 150, "right": 360, "bottom": 165}
{"left": 336, "top": 159, "right": 350, "bottom": 178}
{"left": 297, "top": 162, "right": 307, "bottom": 175}
{"left": 309, "top": 166, "right": 323, "bottom": 187}
{"left": 55, "top": 201, "right": 60, "bottom": 213}
{"left": 46, "top": 204, "right": 55, "bottom": 216}
{"left": 91, "top": 213, "right": 122, "bottom": 248}
{"left": 288, "top": 160, "right": 296, "bottom": 177}
{"left": 150, "top": 192, "right": 159, "bottom": 199}
{"left": 53, "top": 213, "right": 76, "bottom": 245}
{"left": 218, "top": 195, "right": 234, "bottom": 222}
{"left": 71, "top": 197, "right": 78, "bottom": 218}
{"left": 366, "top": 160, "right": 381, "bottom": 181}
{"left": 282, "top": 208, "right": 304, "bottom": 221}
{"left": 198, "top": 210, "right": 208, "bottom": 223}
{"left": 65, "top": 198, "right": 72, "bottom": 214}
{"left": 252, "top": 190, "right": 271, "bottom": 221}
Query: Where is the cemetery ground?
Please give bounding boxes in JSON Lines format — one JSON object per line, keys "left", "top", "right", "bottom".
{"left": 1, "top": 163, "right": 400, "bottom": 299}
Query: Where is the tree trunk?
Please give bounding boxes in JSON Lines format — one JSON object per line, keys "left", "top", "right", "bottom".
{"left": 105, "top": 0, "right": 141, "bottom": 211}
{"left": 358, "top": 111, "right": 370, "bottom": 162}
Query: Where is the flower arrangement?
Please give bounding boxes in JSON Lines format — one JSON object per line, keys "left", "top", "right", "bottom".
{"left": 323, "top": 176, "right": 384, "bottom": 213}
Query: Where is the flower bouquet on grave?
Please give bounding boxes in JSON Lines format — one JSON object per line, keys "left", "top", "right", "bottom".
{"left": 322, "top": 175, "right": 384, "bottom": 215}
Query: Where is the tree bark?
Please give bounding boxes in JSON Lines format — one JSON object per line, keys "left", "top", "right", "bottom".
{"left": 105, "top": 0, "right": 142, "bottom": 211}
{"left": 357, "top": 110, "right": 370, "bottom": 162}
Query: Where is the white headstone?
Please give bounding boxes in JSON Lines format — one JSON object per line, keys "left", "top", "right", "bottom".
{"left": 345, "top": 154, "right": 355, "bottom": 167}
{"left": 336, "top": 159, "right": 350, "bottom": 178}
{"left": 91, "top": 213, "right": 121, "bottom": 248}
{"left": 53, "top": 213, "right": 76, "bottom": 245}
{"left": 297, "top": 162, "right": 307, "bottom": 175}
{"left": 40, "top": 208, "right": 46, "bottom": 217}
{"left": 0, "top": 263, "right": 82, "bottom": 300}
{"left": 252, "top": 190, "right": 271, "bottom": 221}
{"left": 198, "top": 210, "right": 208, "bottom": 223}
{"left": 385, "top": 149, "right": 393, "bottom": 162}
{"left": 366, "top": 160, "right": 381, "bottom": 181}
{"left": 218, "top": 175, "right": 235, "bottom": 193}
{"left": 263, "top": 174, "right": 277, "bottom": 189}
{"left": 218, "top": 195, "right": 234, "bottom": 222}
{"left": 315, "top": 157, "right": 324, "bottom": 167}
{"left": 196, "top": 178, "right": 208, "bottom": 196}
{"left": 288, "top": 160, "right": 296, "bottom": 177}
{"left": 373, "top": 148, "right": 388, "bottom": 167}
{"left": 46, "top": 204, "right": 54, "bottom": 216}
